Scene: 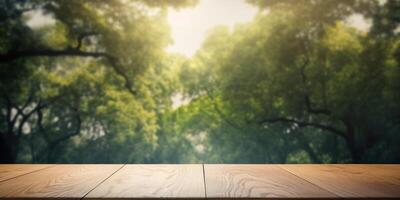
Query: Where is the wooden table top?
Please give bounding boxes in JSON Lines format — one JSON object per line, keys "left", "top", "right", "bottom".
{"left": 0, "top": 164, "right": 399, "bottom": 199}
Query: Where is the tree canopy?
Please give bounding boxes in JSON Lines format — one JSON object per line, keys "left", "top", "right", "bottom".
{"left": 0, "top": 0, "right": 399, "bottom": 164}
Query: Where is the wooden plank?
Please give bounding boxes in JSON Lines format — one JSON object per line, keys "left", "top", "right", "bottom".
{"left": 204, "top": 164, "right": 336, "bottom": 199}
{"left": 85, "top": 164, "right": 205, "bottom": 199}
{"left": 280, "top": 164, "right": 400, "bottom": 198}
{"left": 0, "top": 164, "right": 122, "bottom": 199}
{"left": 0, "top": 164, "right": 52, "bottom": 182}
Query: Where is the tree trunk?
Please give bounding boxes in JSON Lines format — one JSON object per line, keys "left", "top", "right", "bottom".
{"left": 332, "top": 135, "right": 338, "bottom": 163}
{"left": 0, "top": 133, "right": 18, "bottom": 163}
{"left": 346, "top": 139, "right": 362, "bottom": 163}
{"left": 344, "top": 122, "right": 363, "bottom": 163}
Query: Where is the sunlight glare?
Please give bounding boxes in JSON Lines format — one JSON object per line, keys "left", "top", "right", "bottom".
{"left": 167, "top": 0, "right": 258, "bottom": 57}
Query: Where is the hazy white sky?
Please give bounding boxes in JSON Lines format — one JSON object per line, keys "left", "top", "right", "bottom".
{"left": 346, "top": 14, "right": 371, "bottom": 33}
{"left": 167, "top": 0, "right": 258, "bottom": 57}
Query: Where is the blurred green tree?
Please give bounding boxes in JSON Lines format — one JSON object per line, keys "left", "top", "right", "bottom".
{"left": 181, "top": 0, "right": 400, "bottom": 163}
{"left": 0, "top": 0, "right": 197, "bottom": 163}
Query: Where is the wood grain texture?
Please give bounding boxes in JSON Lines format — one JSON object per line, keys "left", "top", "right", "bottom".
{"left": 0, "top": 164, "right": 52, "bottom": 182}
{"left": 0, "top": 164, "right": 122, "bottom": 199}
{"left": 280, "top": 164, "right": 400, "bottom": 198}
{"left": 204, "top": 164, "right": 336, "bottom": 199}
{"left": 85, "top": 164, "right": 205, "bottom": 199}
{"left": 0, "top": 164, "right": 398, "bottom": 199}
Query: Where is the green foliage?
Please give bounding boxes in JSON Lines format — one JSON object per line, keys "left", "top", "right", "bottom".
{"left": 178, "top": 0, "right": 400, "bottom": 163}
{"left": 1, "top": 0, "right": 399, "bottom": 164}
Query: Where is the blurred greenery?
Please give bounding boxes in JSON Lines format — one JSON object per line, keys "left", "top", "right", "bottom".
{"left": 0, "top": 0, "right": 399, "bottom": 164}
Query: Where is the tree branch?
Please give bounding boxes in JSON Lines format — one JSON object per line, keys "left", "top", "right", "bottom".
{"left": 105, "top": 56, "right": 137, "bottom": 95}
{"left": 16, "top": 100, "right": 44, "bottom": 138}
{"left": 204, "top": 87, "right": 248, "bottom": 133}
{"left": 305, "top": 96, "right": 331, "bottom": 115}
{"left": 0, "top": 49, "right": 109, "bottom": 62}
{"left": 36, "top": 107, "right": 81, "bottom": 163}
{"left": 0, "top": 48, "right": 137, "bottom": 95}
{"left": 3, "top": 96, "right": 14, "bottom": 134}
{"left": 36, "top": 108, "right": 50, "bottom": 144}
{"left": 74, "top": 32, "right": 98, "bottom": 50}
{"left": 11, "top": 89, "right": 35, "bottom": 124}
{"left": 49, "top": 112, "right": 81, "bottom": 149}
{"left": 299, "top": 55, "right": 331, "bottom": 116}
{"left": 260, "top": 117, "right": 346, "bottom": 138}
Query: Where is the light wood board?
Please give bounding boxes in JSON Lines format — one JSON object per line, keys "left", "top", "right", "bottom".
{"left": 204, "top": 164, "right": 337, "bottom": 199}
{"left": 280, "top": 164, "right": 400, "bottom": 198}
{"left": 0, "top": 164, "right": 399, "bottom": 199}
{"left": 85, "top": 164, "right": 205, "bottom": 199}
{"left": 0, "top": 164, "right": 122, "bottom": 199}
{"left": 0, "top": 164, "right": 52, "bottom": 182}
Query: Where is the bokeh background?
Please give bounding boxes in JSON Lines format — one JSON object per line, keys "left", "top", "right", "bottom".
{"left": 1, "top": 0, "right": 399, "bottom": 163}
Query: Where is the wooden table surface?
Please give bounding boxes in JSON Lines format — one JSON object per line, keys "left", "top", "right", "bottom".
{"left": 0, "top": 164, "right": 399, "bottom": 199}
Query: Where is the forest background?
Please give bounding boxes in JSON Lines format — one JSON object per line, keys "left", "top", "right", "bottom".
{"left": 1, "top": 0, "right": 399, "bottom": 164}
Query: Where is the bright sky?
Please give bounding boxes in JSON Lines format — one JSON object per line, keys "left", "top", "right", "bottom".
{"left": 346, "top": 14, "right": 371, "bottom": 33}
{"left": 166, "top": 0, "right": 258, "bottom": 57}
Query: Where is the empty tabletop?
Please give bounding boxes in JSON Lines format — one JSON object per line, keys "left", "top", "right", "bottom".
{"left": 0, "top": 164, "right": 399, "bottom": 199}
